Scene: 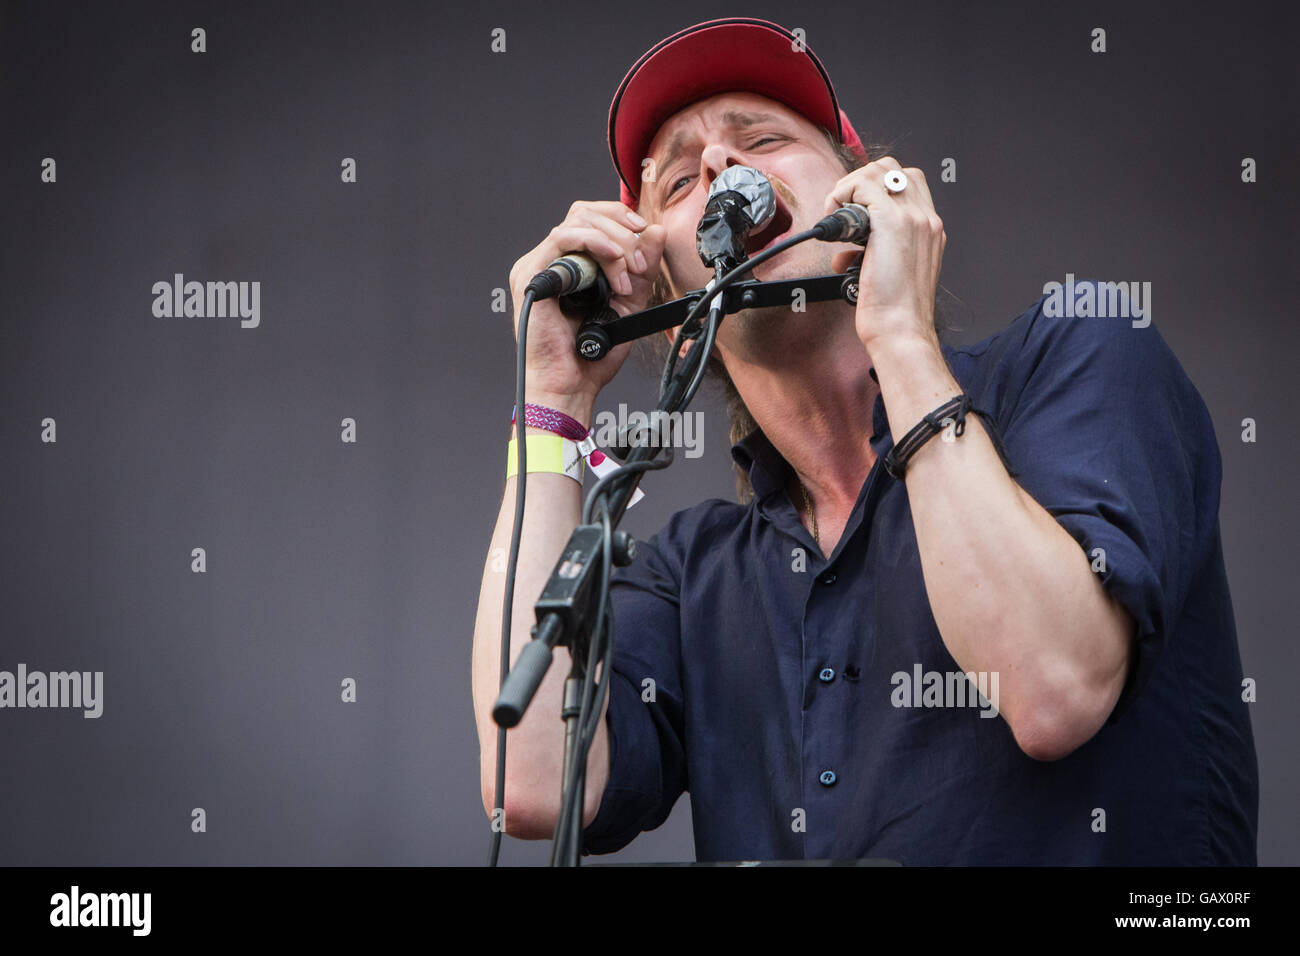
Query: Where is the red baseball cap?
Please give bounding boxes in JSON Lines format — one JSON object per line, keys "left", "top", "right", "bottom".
{"left": 609, "top": 17, "right": 867, "bottom": 209}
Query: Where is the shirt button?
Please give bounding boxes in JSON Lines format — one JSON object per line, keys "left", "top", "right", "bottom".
{"left": 818, "top": 667, "right": 835, "bottom": 683}
{"left": 817, "top": 571, "right": 837, "bottom": 585}
{"left": 819, "top": 770, "right": 837, "bottom": 786}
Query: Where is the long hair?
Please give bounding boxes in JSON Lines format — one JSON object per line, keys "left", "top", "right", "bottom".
{"left": 633, "top": 126, "right": 942, "bottom": 504}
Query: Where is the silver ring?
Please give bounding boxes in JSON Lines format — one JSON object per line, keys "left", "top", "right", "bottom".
{"left": 884, "top": 170, "right": 908, "bottom": 194}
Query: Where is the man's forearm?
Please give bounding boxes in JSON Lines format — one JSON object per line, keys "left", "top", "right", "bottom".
{"left": 869, "top": 331, "right": 1134, "bottom": 761}
{"left": 471, "top": 413, "right": 611, "bottom": 836}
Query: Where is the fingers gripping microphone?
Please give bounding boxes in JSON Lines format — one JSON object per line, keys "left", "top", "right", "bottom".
{"left": 696, "top": 166, "right": 776, "bottom": 270}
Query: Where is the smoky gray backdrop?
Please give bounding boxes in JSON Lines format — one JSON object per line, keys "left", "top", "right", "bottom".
{"left": 1, "top": 0, "right": 1295, "bottom": 866}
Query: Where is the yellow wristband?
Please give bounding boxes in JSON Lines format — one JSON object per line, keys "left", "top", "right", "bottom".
{"left": 506, "top": 434, "right": 584, "bottom": 483}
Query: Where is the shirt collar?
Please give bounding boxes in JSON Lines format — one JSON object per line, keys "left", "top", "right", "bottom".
{"left": 729, "top": 365, "right": 893, "bottom": 503}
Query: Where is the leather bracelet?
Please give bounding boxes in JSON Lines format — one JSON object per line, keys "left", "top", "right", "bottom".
{"left": 883, "top": 394, "right": 974, "bottom": 480}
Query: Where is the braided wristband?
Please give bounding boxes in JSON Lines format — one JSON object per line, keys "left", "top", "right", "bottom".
{"left": 510, "top": 402, "right": 589, "bottom": 441}
{"left": 882, "top": 394, "right": 1021, "bottom": 481}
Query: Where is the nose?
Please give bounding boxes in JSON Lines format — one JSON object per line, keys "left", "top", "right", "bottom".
{"left": 700, "top": 142, "right": 748, "bottom": 193}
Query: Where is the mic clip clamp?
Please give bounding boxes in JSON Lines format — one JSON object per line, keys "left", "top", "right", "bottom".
{"left": 574, "top": 263, "right": 861, "bottom": 361}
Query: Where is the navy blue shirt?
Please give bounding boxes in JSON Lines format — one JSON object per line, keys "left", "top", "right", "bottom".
{"left": 581, "top": 282, "right": 1258, "bottom": 864}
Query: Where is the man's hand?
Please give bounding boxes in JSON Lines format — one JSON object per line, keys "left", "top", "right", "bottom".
{"left": 824, "top": 157, "right": 947, "bottom": 351}
{"left": 507, "top": 202, "right": 667, "bottom": 416}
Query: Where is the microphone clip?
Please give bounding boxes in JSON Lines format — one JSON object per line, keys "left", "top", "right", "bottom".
{"left": 557, "top": 270, "right": 613, "bottom": 322}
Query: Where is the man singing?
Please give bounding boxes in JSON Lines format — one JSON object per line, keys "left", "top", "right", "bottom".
{"left": 472, "top": 17, "right": 1258, "bottom": 864}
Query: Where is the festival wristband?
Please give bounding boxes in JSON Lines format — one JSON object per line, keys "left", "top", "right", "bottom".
{"left": 510, "top": 403, "right": 590, "bottom": 441}
{"left": 576, "top": 434, "right": 645, "bottom": 507}
{"left": 508, "top": 403, "right": 646, "bottom": 507}
{"left": 506, "top": 434, "right": 584, "bottom": 483}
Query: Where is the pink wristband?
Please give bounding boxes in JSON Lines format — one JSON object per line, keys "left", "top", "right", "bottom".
{"left": 509, "top": 402, "right": 609, "bottom": 467}
{"left": 510, "top": 403, "right": 589, "bottom": 442}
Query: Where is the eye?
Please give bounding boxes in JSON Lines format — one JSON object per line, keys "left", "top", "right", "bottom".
{"left": 664, "top": 137, "right": 784, "bottom": 201}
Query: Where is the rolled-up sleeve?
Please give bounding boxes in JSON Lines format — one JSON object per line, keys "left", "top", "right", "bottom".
{"left": 581, "top": 526, "right": 688, "bottom": 855}
{"left": 987, "top": 282, "right": 1221, "bottom": 724}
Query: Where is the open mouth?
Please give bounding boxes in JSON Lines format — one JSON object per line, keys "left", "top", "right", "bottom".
{"left": 744, "top": 196, "right": 794, "bottom": 258}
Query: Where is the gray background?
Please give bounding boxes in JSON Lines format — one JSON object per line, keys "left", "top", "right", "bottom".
{"left": 1, "top": 0, "right": 1295, "bottom": 866}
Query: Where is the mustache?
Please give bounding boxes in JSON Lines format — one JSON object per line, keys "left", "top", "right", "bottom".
{"left": 766, "top": 173, "right": 800, "bottom": 217}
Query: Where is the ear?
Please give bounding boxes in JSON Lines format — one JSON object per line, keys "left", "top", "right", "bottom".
{"left": 663, "top": 326, "right": 693, "bottom": 361}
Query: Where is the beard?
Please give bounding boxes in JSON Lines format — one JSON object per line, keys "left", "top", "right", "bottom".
{"left": 724, "top": 299, "right": 852, "bottom": 365}
{"left": 720, "top": 241, "right": 853, "bottom": 364}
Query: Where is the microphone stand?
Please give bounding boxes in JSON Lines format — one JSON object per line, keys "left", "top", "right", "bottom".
{"left": 492, "top": 252, "right": 863, "bottom": 866}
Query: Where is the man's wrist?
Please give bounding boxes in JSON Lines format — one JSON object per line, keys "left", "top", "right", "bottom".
{"left": 864, "top": 328, "right": 941, "bottom": 365}
{"left": 868, "top": 333, "right": 962, "bottom": 442}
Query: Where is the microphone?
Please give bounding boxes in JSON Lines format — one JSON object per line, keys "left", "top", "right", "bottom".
{"left": 696, "top": 165, "right": 776, "bottom": 269}
{"left": 525, "top": 252, "right": 615, "bottom": 326}
{"left": 811, "top": 202, "right": 871, "bottom": 244}
{"left": 525, "top": 252, "right": 607, "bottom": 300}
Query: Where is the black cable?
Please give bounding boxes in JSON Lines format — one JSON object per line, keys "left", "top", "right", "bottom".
{"left": 675, "top": 299, "right": 722, "bottom": 413}
{"left": 659, "top": 230, "right": 818, "bottom": 404}
{"left": 568, "top": 609, "right": 612, "bottom": 861}
{"left": 576, "top": 549, "right": 615, "bottom": 763}
{"left": 658, "top": 261, "right": 727, "bottom": 415}
{"left": 488, "top": 287, "right": 536, "bottom": 867}
{"left": 657, "top": 273, "right": 720, "bottom": 401}
{"left": 582, "top": 452, "right": 672, "bottom": 524}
